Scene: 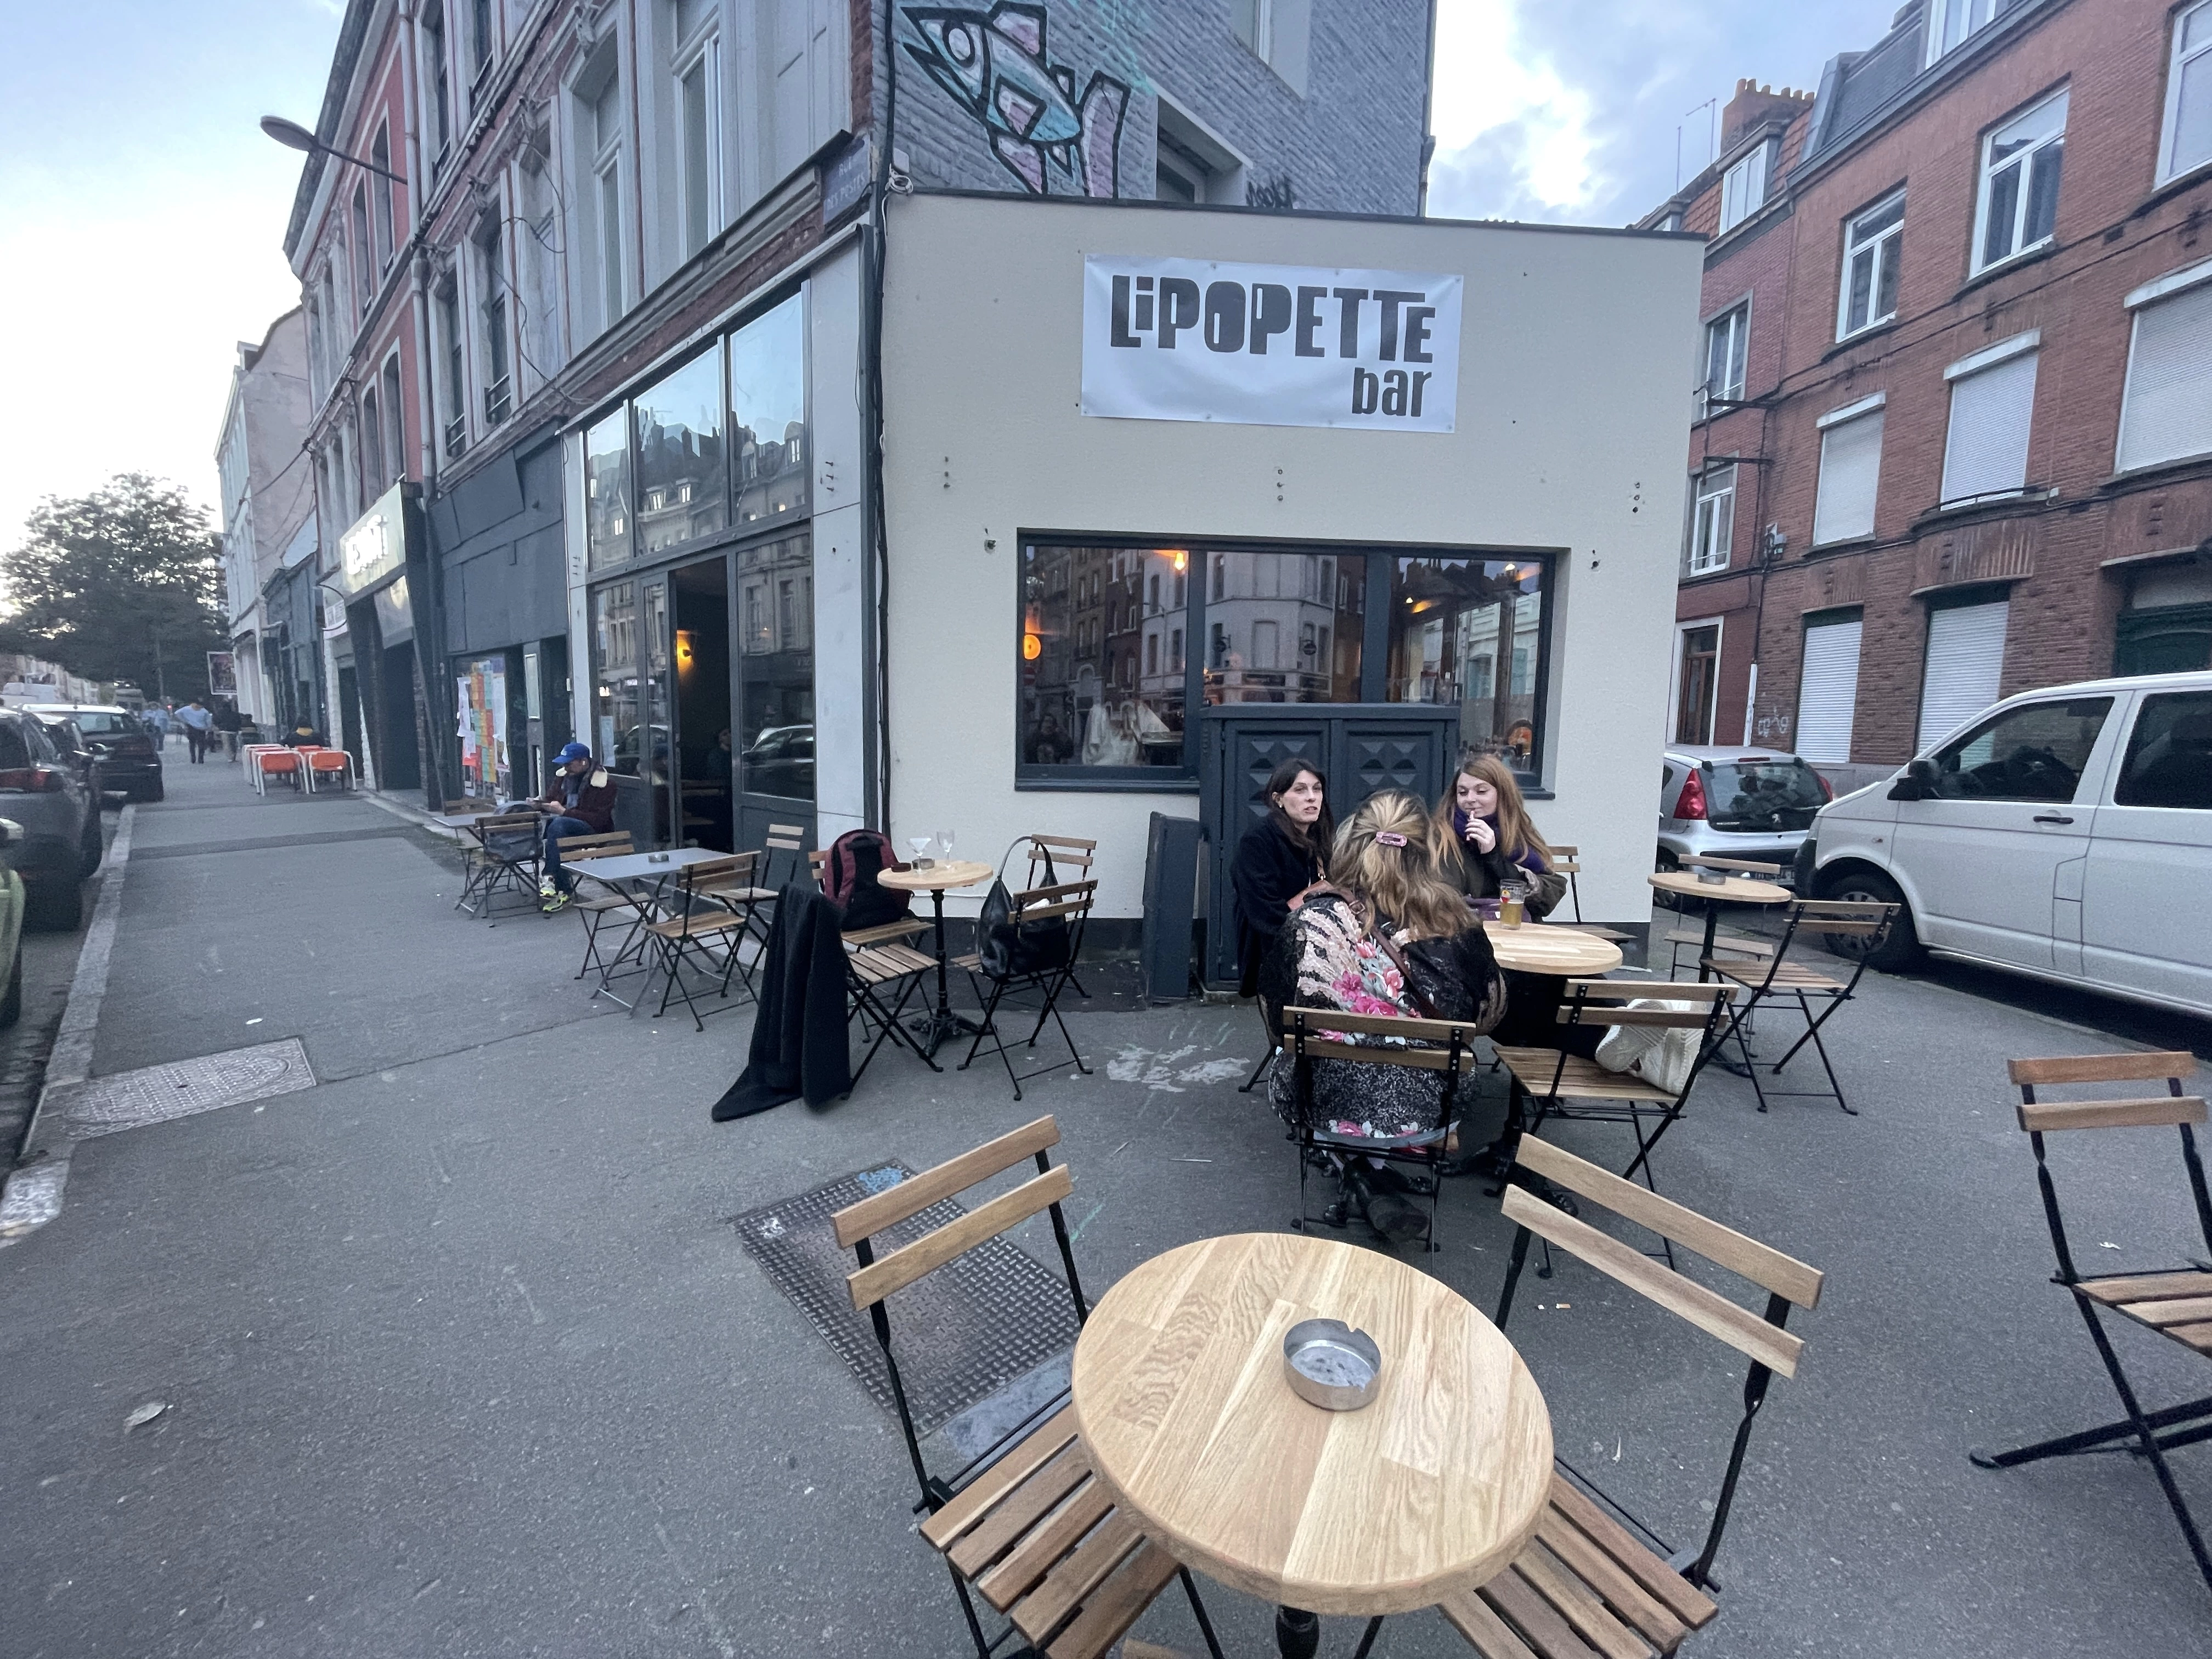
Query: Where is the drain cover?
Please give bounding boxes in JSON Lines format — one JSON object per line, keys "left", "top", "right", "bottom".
{"left": 736, "top": 1163, "right": 1081, "bottom": 1436}
{"left": 53, "top": 1039, "right": 317, "bottom": 1139}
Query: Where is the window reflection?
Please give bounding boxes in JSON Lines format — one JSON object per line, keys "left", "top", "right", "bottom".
{"left": 1019, "top": 544, "right": 1189, "bottom": 769}
{"left": 729, "top": 293, "right": 809, "bottom": 526}
{"left": 633, "top": 345, "right": 727, "bottom": 555}
{"left": 1390, "top": 556, "right": 1549, "bottom": 773}
{"left": 585, "top": 410, "right": 630, "bottom": 569}
{"left": 590, "top": 580, "right": 638, "bottom": 769}
{"left": 1202, "top": 550, "right": 1364, "bottom": 704}
{"left": 736, "top": 532, "right": 814, "bottom": 802}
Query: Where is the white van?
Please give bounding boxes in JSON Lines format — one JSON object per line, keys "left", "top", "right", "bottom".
{"left": 1795, "top": 670, "right": 2212, "bottom": 1016}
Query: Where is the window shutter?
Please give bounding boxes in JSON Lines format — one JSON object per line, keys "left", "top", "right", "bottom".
{"left": 1941, "top": 352, "right": 2037, "bottom": 502}
{"left": 1917, "top": 600, "right": 2010, "bottom": 749}
{"left": 1814, "top": 410, "right": 1884, "bottom": 545}
{"left": 2119, "top": 283, "right": 2212, "bottom": 470}
{"left": 1795, "top": 618, "right": 1863, "bottom": 764}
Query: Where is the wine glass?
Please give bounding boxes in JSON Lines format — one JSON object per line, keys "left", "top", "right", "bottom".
{"left": 938, "top": 829, "right": 956, "bottom": 862}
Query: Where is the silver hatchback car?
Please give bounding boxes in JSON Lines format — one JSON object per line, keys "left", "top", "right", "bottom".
{"left": 1657, "top": 745, "right": 1833, "bottom": 882}
{"left": 0, "top": 708, "right": 100, "bottom": 929}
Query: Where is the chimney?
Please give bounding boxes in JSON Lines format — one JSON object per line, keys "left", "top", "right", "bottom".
{"left": 1720, "top": 78, "right": 1814, "bottom": 155}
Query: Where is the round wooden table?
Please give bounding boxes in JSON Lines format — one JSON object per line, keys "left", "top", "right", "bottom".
{"left": 1481, "top": 920, "right": 1623, "bottom": 977}
{"left": 1647, "top": 870, "right": 1790, "bottom": 982}
{"left": 1071, "top": 1233, "right": 1553, "bottom": 1650}
{"left": 876, "top": 859, "right": 994, "bottom": 1058}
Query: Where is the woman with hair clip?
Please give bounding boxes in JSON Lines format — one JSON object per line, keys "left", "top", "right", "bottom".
{"left": 1230, "top": 758, "right": 1334, "bottom": 999}
{"left": 1259, "top": 789, "right": 1505, "bottom": 1243}
{"left": 1434, "top": 750, "right": 1568, "bottom": 919}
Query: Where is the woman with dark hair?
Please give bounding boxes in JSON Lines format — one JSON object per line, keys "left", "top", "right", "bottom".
{"left": 1229, "top": 758, "right": 1333, "bottom": 998}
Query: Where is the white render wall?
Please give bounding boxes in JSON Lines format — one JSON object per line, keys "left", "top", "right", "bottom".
{"left": 878, "top": 194, "right": 1704, "bottom": 925}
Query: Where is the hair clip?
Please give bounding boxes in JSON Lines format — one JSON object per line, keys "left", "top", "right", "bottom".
{"left": 1374, "top": 831, "right": 1408, "bottom": 847}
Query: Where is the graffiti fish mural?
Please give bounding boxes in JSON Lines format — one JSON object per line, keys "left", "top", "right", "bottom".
{"left": 902, "top": 3, "right": 1130, "bottom": 197}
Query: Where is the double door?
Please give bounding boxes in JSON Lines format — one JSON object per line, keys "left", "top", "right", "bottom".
{"left": 1200, "top": 705, "right": 1460, "bottom": 985}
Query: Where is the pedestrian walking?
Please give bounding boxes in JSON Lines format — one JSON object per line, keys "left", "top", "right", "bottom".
{"left": 177, "top": 698, "right": 215, "bottom": 764}
{"left": 143, "top": 704, "right": 170, "bottom": 749}
{"left": 212, "top": 698, "right": 242, "bottom": 761}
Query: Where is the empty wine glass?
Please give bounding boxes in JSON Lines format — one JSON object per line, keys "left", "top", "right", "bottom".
{"left": 909, "top": 834, "right": 934, "bottom": 867}
{"left": 938, "top": 829, "right": 956, "bottom": 860}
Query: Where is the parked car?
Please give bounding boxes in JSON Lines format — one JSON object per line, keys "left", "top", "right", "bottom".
{"left": 0, "top": 709, "right": 99, "bottom": 930}
{"left": 1657, "top": 746, "right": 1832, "bottom": 888}
{"left": 23, "top": 703, "right": 161, "bottom": 801}
{"left": 1796, "top": 670, "right": 2212, "bottom": 1015}
{"left": 0, "top": 818, "right": 25, "bottom": 1026}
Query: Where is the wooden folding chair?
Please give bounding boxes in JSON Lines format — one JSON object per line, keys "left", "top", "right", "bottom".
{"left": 801, "top": 849, "right": 938, "bottom": 1080}
{"left": 1702, "top": 899, "right": 1895, "bottom": 1114}
{"left": 555, "top": 832, "right": 639, "bottom": 980}
{"left": 832, "top": 1118, "right": 1222, "bottom": 1659}
{"left": 1279, "top": 1006, "right": 1487, "bottom": 1252}
{"left": 1971, "top": 1052, "right": 2212, "bottom": 1588}
{"left": 1547, "top": 844, "right": 1628, "bottom": 942}
{"left": 456, "top": 812, "right": 543, "bottom": 922}
{"left": 1438, "top": 1134, "right": 1824, "bottom": 1655}
{"left": 1493, "top": 981, "right": 1736, "bottom": 1200}
{"left": 637, "top": 855, "right": 760, "bottom": 1030}
{"left": 1664, "top": 928, "right": 1771, "bottom": 979}
{"left": 953, "top": 880, "right": 1098, "bottom": 1101}
{"left": 1022, "top": 834, "right": 1098, "bottom": 998}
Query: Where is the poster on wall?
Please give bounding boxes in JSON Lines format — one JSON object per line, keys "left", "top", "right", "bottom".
{"left": 206, "top": 651, "right": 236, "bottom": 695}
{"left": 1081, "top": 256, "right": 1463, "bottom": 433}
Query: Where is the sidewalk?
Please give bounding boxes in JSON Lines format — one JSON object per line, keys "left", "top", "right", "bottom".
{"left": 1, "top": 753, "right": 2208, "bottom": 1657}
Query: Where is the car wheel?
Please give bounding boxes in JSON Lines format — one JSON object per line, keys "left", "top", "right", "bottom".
{"left": 1652, "top": 848, "right": 1684, "bottom": 911}
{"left": 1820, "top": 868, "right": 1923, "bottom": 970}
{"left": 142, "top": 778, "right": 165, "bottom": 802}
{"left": 26, "top": 881, "right": 83, "bottom": 933}
{"left": 78, "top": 820, "right": 103, "bottom": 879}
{"left": 0, "top": 943, "right": 21, "bottom": 1029}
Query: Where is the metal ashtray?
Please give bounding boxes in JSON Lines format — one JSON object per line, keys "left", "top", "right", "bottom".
{"left": 648, "top": 853, "right": 670, "bottom": 864}
{"left": 1695, "top": 867, "right": 1727, "bottom": 885}
{"left": 1283, "top": 1319, "right": 1383, "bottom": 1411}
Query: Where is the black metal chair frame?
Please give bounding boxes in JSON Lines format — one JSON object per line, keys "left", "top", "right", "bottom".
{"left": 640, "top": 859, "right": 759, "bottom": 1031}
{"left": 455, "top": 814, "right": 544, "bottom": 923}
{"left": 1704, "top": 899, "right": 1893, "bottom": 1115}
{"left": 1282, "top": 1006, "right": 1481, "bottom": 1254}
{"left": 1237, "top": 996, "right": 1279, "bottom": 1094}
{"left": 834, "top": 1119, "right": 1223, "bottom": 1659}
{"left": 1492, "top": 1133, "right": 1824, "bottom": 1594}
{"left": 844, "top": 942, "right": 937, "bottom": 1084}
{"left": 1970, "top": 1054, "right": 2212, "bottom": 1589}
{"left": 1020, "top": 836, "right": 1097, "bottom": 1002}
{"left": 958, "top": 881, "right": 1097, "bottom": 1101}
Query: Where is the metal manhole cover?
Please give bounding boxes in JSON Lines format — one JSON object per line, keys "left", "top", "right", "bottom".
{"left": 735, "top": 1163, "right": 1082, "bottom": 1435}
{"left": 52, "top": 1039, "right": 317, "bottom": 1138}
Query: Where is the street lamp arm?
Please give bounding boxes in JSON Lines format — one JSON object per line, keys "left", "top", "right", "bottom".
{"left": 259, "top": 116, "right": 409, "bottom": 187}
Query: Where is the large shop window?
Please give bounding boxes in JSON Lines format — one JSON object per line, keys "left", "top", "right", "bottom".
{"left": 633, "top": 346, "right": 727, "bottom": 555}
{"left": 729, "top": 293, "right": 809, "bottom": 526}
{"left": 1390, "top": 557, "right": 1550, "bottom": 773}
{"left": 1020, "top": 543, "right": 1199, "bottom": 776}
{"left": 1206, "top": 550, "right": 1363, "bottom": 706}
{"left": 735, "top": 533, "right": 815, "bottom": 804}
{"left": 590, "top": 579, "right": 640, "bottom": 764}
{"left": 586, "top": 408, "right": 631, "bottom": 569}
{"left": 2118, "top": 275, "right": 2212, "bottom": 472}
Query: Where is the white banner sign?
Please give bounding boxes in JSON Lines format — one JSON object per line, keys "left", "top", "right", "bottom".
{"left": 1081, "top": 255, "right": 1461, "bottom": 432}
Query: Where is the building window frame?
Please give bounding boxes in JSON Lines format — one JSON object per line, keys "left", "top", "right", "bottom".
{"left": 1812, "top": 393, "right": 1887, "bottom": 548}
{"left": 674, "top": 16, "right": 723, "bottom": 258}
{"left": 2117, "top": 261, "right": 2212, "bottom": 472}
{"left": 1926, "top": 0, "right": 2004, "bottom": 64}
{"left": 475, "top": 216, "right": 512, "bottom": 428}
{"left": 351, "top": 183, "right": 375, "bottom": 316}
{"left": 576, "top": 58, "right": 627, "bottom": 336}
{"left": 1718, "top": 139, "right": 1773, "bottom": 235}
{"left": 1672, "top": 618, "right": 1723, "bottom": 747}
{"left": 1699, "top": 302, "right": 1748, "bottom": 418}
{"left": 1836, "top": 188, "right": 1905, "bottom": 340}
{"left": 370, "top": 122, "right": 397, "bottom": 270}
{"left": 1972, "top": 87, "right": 2068, "bottom": 276}
{"left": 1686, "top": 465, "right": 1736, "bottom": 576}
{"left": 2161, "top": 0, "right": 2212, "bottom": 186}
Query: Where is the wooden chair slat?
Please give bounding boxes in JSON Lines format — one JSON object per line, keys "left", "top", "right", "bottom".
{"left": 1041, "top": 1537, "right": 1177, "bottom": 1659}
{"left": 833, "top": 1116, "right": 1059, "bottom": 1246}
{"left": 846, "top": 1166, "right": 1074, "bottom": 1306}
{"left": 2078, "top": 1271, "right": 2212, "bottom": 1304}
{"left": 1532, "top": 1510, "right": 1688, "bottom": 1652}
{"left": 976, "top": 1476, "right": 1115, "bottom": 1611}
{"left": 1441, "top": 1585, "right": 1544, "bottom": 1659}
{"left": 1480, "top": 1566, "right": 1608, "bottom": 1659}
{"left": 1501, "top": 1186, "right": 1807, "bottom": 1376}
{"left": 1009, "top": 1506, "right": 1144, "bottom": 1641}
{"left": 2127, "top": 1295, "right": 2212, "bottom": 1327}
{"left": 1291, "top": 1036, "right": 1468, "bottom": 1074}
{"left": 1514, "top": 1543, "right": 1656, "bottom": 1659}
{"left": 1664, "top": 928, "right": 1774, "bottom": 957}
{"left": 842, "top": 918, "right": 929, "bottom": 947}
{"left": 2016, "top": 1096, "right": 2207, "bottom": 1132}
{"left": 1561, "top": 980, "right": 1734, "bottom": 1002}
{"left": 1281, "top": 1006, "right": 1494, "bottom": 1043}
{"left": 918, "top": 1407, "right": 1077, "bottom": 1548}
{"left": 1547, "top": 1480, "right": 1719, "bottom": 1629}
{"left": 2007, "top": 1051, "right": 2197, "bottom": 1086}
{"left": 1494, "top": 1050, "right": 1682, "bottom": 1105}
{"left": 1556, "top": 1007, "right": 1719, "bottom": 1030}
{"left": 1514, "top": 1136, "right": 1824, "bottom": 1308}
{"left": 946, "top": 1444, "right": 1090, "bottom": 1577}
{"left": 2169, "top": 1321, "right": 2212, "bottom": 1353}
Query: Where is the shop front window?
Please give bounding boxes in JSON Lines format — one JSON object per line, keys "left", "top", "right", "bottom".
{"left": 586, "top": 409, "right": 631, "bottom": 569}
{"left": 633, "top": 345, "right": 727, "bottom": 555}
{"left": 735, "top": 532, "right": 814, "bottom": 803}
{"left": 1019, "top": 543, "right": 1191, "bottom": 774}
{"left": 729, "top": 292, "right": 809, "bottom": 527}
{"left": 590, "top": 580, "right": 638, "bottom": 769}
{"left": 1390, "top": 556, "right": 1551, "bottom": 776}
{"left": 1201, "top": 550, "right": 1364, "bottom": 705}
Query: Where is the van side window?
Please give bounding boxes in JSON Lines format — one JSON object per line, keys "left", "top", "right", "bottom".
{"left": 1928, "top": 697, "right": 2112, "bottom": 802}
{"left": 0, "top": 724, "right": 30, "bottom": 772}
{"left": 2113, "top": 692, "right": 2212, "bottom": 809}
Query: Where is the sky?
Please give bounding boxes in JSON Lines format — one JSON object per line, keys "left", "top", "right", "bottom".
{"left": 0, "top": 1, "right": 1906, "bottom": 561}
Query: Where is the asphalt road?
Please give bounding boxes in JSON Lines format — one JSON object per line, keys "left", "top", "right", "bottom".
{"left": 2, "top": 755, "right": 2209, "bottom": 1658}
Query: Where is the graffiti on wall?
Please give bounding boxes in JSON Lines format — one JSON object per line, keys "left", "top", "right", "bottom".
{"left": 902, "top": 3, "right": 1130, "bottom": 197}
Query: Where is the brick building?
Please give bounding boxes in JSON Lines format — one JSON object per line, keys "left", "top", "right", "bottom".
{"left": 280, "top": 0, "right": 1437, "bottom": 808}
{"left": 1644, "top": 0, "right": 2212, "bottom": 791}
{"left": 214, "top": 309, "right": 319, "bottom": 727}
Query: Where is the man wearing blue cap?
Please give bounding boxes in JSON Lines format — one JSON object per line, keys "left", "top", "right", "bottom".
{"left": 531, "top": 742, "right": 617, "bottom": 913}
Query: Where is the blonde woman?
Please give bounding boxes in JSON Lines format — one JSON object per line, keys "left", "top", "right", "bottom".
{"left": 1258, "top": 789, "right": 1505, "bottom": 1241}
{"left": 1433, "top": 751, "right": 1567, "bottom": 920}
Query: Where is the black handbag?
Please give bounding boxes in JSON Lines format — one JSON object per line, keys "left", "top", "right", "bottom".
{"left": 978, "top": 846, "right": 1073, "bottom": 980}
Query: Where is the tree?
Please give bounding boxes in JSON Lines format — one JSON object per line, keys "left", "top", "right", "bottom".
{"left": 2, "top": 475, "right": 225, "bottom": 699}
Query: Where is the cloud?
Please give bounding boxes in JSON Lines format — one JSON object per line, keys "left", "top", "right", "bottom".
{"left": 1426, "top": 0, "right": 1605, "bottom": 219}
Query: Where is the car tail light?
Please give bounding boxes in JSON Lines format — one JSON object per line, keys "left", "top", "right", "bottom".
{"left": 0, "top": 766, "right": 65, "bottom": 793}
{"left": 1816, "top": 771, "right": 1834, "bottom": 801}
{"left": 1676, "top": 769, "right": 1708, "bottom": 821}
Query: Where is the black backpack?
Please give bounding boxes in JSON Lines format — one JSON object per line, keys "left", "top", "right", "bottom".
{"left": 820, "top": 829, "right": 911, "bottom": 932}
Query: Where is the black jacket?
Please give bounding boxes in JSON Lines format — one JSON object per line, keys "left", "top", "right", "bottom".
{"left": 1231, "top": 816, "right": 1324, "bottom": 966}
{"left": 711, "top": 884, "right": 852, "bottom": 1119}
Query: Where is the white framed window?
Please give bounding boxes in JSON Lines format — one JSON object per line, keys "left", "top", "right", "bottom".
{"left": 1813, "top": 396, "right": 1885, "bottom": 546}
{"left": 1686, "top": 465, "right": 1736, "bottom": 575}
{"left": 1701, "top": 304, "right": 1748, "bottom": 414}
{"left": 2118, "top": 269, "right": 2212, "bottom": 471}
{"left": 370, "top": 124, "right": 397, "bottom": 269}
{"left": 1837, "top": 191, "right": 1904, "bottom": 338}
{"left": 1973, "top": 89, "right": 2067, "bottom": 274}
{"left": 674, "top": 4, "right": 722, "bottom": 257}
{"left": 423, "top": 1, "right": 453, "bottom": 165}
{"left": 1926, "top": 0, "right": 2003, "bottom": 64}
{"left": 380, "top": 354, "right": 404, "bottom": 483}
{"left": 588, "top": 71, "right": 625, "bottom": 332}
{"left": 1796, "top": 614, "right": 1863, "bottom": 764}
{"left": 475, "top": 218, "right": 511, "bottom": 426}
{"left": 1718, "top": 141, "right": 1771, "bottom": 234}
{"left": 1231, "top": 0, "right": 1311, "bottom": 95}
{"left": 436, "top": 276, "right": 467, "bottom": 456}
{"left": 1940, "top": 334, "right": 2039, "bottom": 504}
{"left": 2162, "top": 1, "right": 2212, "bottom": 185}
{"left": 351, "top": 183, "right": 374, "bottom": 314}
{"left": 360, "top": 385, "right": 383, "bottom": 500}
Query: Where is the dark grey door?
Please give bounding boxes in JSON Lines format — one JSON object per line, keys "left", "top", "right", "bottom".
{"left": 1200, "top": 704, "right": 1460, "bottom": 985}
